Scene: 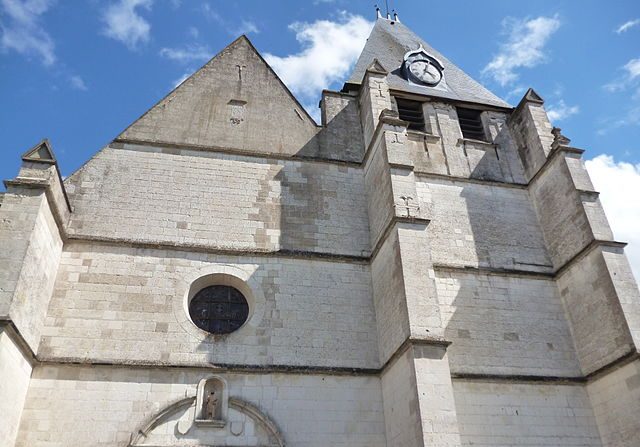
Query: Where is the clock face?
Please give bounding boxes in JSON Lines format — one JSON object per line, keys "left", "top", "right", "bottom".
{"left": 408, "top": 59, "right": 442, "bottom": 86}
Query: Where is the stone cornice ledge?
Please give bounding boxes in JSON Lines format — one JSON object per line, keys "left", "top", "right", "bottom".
{"left": 370, "top": 215, "right": 431, "bottom": 261}
{"left": 66, "top": 234, "right": 370, "bottom": 264}
{"left": 554, "top": 239, "right": 627, "bottom": 278}
{"left": 7, "top": 316, "right": 638, "bottom": 383}
{"left": 527, "top": 144, "right": 586, "bottom": 186}
{"left": 361, "top": 109, "right": 409, "bottom": 169}
{"left": 0, "top": 319, "right": 38, "bottom": 366}
{"left": 380, "top": 335, "right": 452, "bottom": 375}
{"left": 112, "top": 138, "right": 362, "bottom": 168}
{"left": 433, "top": 263, "right": 554, "bottom": 279}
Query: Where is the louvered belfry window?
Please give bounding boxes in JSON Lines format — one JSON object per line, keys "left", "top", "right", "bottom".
{"left": 396, "top": 98, "right": 425, "bottom": 131}
{"left": 189, "top": 285, "right": 249, "bottom": 334}
{"left": 457, "top": 107, "right": 486, "bottom": 141}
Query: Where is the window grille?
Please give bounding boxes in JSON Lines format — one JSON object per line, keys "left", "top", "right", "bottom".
{"left": 396, "top": 98, "right": 425, "bottom": 131}
{"left": 189, "top": 285, "right": 249, "bottom": 334}
{"left": 457, "top": 107, "right": 486, "bottom": 141}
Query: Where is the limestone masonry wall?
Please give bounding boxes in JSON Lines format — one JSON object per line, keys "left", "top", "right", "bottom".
{"left": 66, "top": 144, "right": 370, "bottom": 258}
{"left": 316, "top": 92, "right": 364, "bottom": 162}
{"left": 0, "top": 189, "right": 42, "bottom": 317}
{"left": 380, "top": 348, "right": 423, "bottom": 447}
{"left": 436, "top": 270, "right": 581, "bottom": 377}
{"left": 16, "top": 364, "right": 386, "bottom": 447}
{"left": 0, "top": 188, "right": 63, "bottom": 351}
{"left": 557, "top": 247, "right": 636, "bottom": 375}
{"left": 417, "top": 178, "right": 552, "bottom": 273}
{"left": 529, "top": 155, "right": 595, "bottom": 269}
{"left": 370, "top": 231, "right": 409, "bottom": 364}
{"left": 40, "top": 241, "right": 379, "bottom": 368}
{"left": 453, "top": 380, "right": 602, "bottom": 446}
{"left": 587, "top": 360, "right": 640, "bottom": 447}
{"left": 0, "top": 329, "right": 33, "bottom": 447}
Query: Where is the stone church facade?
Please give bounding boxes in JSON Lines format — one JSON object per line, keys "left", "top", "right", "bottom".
{"left": 1, "top": 15, "right": 640, "bottom": 447}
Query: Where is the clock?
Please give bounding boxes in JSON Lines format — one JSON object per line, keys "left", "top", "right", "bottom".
{"left": 408, "top": 60, "right": 442, "bottom": 85}
{"left": 403, "top": 47, "right": 444, "bottom": 87}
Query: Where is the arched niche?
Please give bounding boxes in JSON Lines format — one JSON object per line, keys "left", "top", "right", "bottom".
{"left": 195, "top": 376, "right": 228, "bottom": 424}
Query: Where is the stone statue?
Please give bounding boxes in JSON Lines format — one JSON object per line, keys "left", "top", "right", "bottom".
{"left": 205, "top": 390, "right": 218, "bottom": 420}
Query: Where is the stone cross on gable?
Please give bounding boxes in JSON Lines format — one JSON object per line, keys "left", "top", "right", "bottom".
{"left": 236, "top": 64, "right": 247, "bottom": 82}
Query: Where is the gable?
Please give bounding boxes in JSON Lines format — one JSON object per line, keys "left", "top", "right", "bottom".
{"left": 21, "top": 139, "right": 56, "bottom": 164}
{"left": 117, "top": 36, "right": 319, "bottom": 156}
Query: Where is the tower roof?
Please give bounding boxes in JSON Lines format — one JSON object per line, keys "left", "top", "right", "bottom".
{"left": 347, "top": 18, "right": 510, "bottom": 109}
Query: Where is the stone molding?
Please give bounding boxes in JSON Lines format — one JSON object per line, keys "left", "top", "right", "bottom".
{"left": 128, "top": 394, "right": 286, "bottom": 447}
{"left": 228, "top": 397, "right": 285, "bottom": 447}
{"left": 129, "top": 396, "right": 196, "bottom": 446}
{"left": 173, "top": 265, "right": 267, "bottom": 343}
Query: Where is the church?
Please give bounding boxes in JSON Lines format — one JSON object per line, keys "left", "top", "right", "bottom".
{"left": 1, "top": 12, "right": 640, "bottom": 447}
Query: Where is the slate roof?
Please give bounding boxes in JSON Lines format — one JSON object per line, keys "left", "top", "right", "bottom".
{"left": 347, "top": 18, "right": 511, "bottom": 109}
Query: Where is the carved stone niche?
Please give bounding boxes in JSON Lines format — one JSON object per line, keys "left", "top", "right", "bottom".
{"left": 194, "top": 376, "right": 228, "bottom": 427}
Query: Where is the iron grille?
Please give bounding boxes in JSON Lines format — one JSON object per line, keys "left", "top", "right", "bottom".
{"left": 189, "top": 285, "right": 249, "bottom": 334}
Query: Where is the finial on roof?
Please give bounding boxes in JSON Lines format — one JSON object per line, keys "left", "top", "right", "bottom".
{"left": 385, "top": 0, "right": 390, "bottom": 19}
{"left": 393, "top": 10, "right": 400, "bottom": 22}
{"left": 551, "top": 127, "right": 571, "bottom": 149}
{"left": 375, "top": 5, "right": 382, "bottom": 19}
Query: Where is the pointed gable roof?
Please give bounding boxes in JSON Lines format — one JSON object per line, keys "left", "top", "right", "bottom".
{"left": 117, "top": 36, "right": 319, "bottom": 156}
{"left": 348, "top": 19, "right": 511, "bottom": 109}
{"left": 366, "top": 58, "right": 388, "bottom": 75}
{"left": 22, "top": 138, "right": 56, "bottom": 164}
{"left": 523, "top": 88, "right": 544, "bottom": 104}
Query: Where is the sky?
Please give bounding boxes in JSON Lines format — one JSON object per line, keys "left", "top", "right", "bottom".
{"left": 0, "top": 0, "right": 639, "bottom": 277}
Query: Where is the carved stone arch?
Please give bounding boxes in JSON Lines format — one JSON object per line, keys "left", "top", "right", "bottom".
{"left": 129, "top": 395, "right": 285, "bottom": 447}
{"left": 228, "top": 397, "right": 285, "bottom": 447}
{"left": 129, "top": 396, "right": 196, "bottom": 446}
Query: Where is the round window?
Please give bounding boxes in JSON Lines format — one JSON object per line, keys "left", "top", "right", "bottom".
{"left": 188, "top": 285, "right": 249, "bottom": 334}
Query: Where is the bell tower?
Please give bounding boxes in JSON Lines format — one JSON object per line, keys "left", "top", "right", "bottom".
{"left": 348, "top": 11, "right": 640, "bottom": 446}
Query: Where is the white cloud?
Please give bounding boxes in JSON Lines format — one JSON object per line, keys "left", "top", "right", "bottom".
{"left": 159, "top": 44, "right": 211, "bottom": 63}
{"left": 483, "top": 15, "right": 561, "bottom": 86}
{"left": 0, "top": 0, "right": 56, "bottom": 65}
{"left": 505, "top": 85, "right": 527, "bottom": 101}
{"left": 585, "top": 155, "right": 640, "bottom": 280}
{"left": 625, "top": 58, "right": 640, "bottom": 80}
{"left": 102, "top": 0, "right": 152, "bottom": 50}
{"left": 605, "top": 58, "right": 640, "bottom": 92}
{"left": 600, "top": 58, "right": 640, "bottom": 133}
{"left": 70, "top": 75, "right": 87, "bottom": 91}
{"left": 546, "top": 99, "right": 579, "bottom": 122}
{"left": 616, "top": 18, "right": 640, "bottom": 34}
{"left": 264, "top": 13, "right": 373, "bottom": 99}
{"left": 236, "top": 20, "right": 259, "bottom": 35}
{"left": 201, "top": 2, "right": 220, "bottom": 23}
{"left": 597, "top": 106, "right": 640, "bottom": 135}
{"left": 202, "top": 3, "right": 258, "bottom": 37}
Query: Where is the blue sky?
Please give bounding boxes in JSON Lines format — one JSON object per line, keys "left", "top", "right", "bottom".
{"left": 1, "top": 0, "right": 639, "bottom": 276}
